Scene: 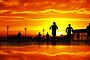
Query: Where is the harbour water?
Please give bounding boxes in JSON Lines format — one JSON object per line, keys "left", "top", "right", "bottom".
{"left": 0, "top": 42, "right": 90, "bottom": 60}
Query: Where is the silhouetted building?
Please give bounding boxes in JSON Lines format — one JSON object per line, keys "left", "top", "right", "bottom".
{"left": 86, "top": 23, "right": 90, "bottom": 40}
{"left": 73, "top": 29, "right": 87, "bottom": 40}
{"left": 50, "top": 22, "right": 58, "bottom": 37}
{"left": 77, "top": 33, "right": 80, "bottom": 39}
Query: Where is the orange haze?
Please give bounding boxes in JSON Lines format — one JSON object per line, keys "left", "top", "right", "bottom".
{"left": 0, "top": 0, "right": 90, "bottom": 36}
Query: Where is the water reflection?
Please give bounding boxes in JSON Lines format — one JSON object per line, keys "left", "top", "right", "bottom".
{"left": 0, "top": 45, "right": 90, "bottom": 60}
{"left": 0, "top": 39, "right": 90, "bottom": 60}
{"left": 0, "top": 40, "right": 90, "bottom": 46}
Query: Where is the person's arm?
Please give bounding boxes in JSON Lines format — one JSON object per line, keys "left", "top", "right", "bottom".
{"left": 57, "top": 26, "right": 58, "bottom": 29}
{"left": 86, "top": 26, "right": 88, "bottom": 30}
{"left": 66, "top": 28, "right": 68, "bottom": 33}
{"left": 50, "top": 26, "right": 52, "bottom": 29}
{"left": 17, "top": 34, "right": 18, "bottom": 36}
{"left": 71, "top": 27, "right": 73, "bottom": 33}
{"left": 72, "top": 27, "right": 73, "bottom": 31}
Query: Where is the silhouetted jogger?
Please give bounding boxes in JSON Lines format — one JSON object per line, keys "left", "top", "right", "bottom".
{"left": 66, "top": 24, "right": 73, "bottom": 40}
{"left": 86, "top": 23, "right": 90, "bottom": 40}
{"left": 50, "top": 22, "right": 58, "bottom": 38}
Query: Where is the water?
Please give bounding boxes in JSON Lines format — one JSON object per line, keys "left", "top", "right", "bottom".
{"left": 0, "top": 45, "right": 90, "bottom": 60}
{"left": 0, "top": 39, "right": 90, "bottom": 60}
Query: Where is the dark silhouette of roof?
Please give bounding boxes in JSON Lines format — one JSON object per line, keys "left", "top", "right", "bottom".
{"left": 73, "top": 29, "right": 86, "bottom": 33}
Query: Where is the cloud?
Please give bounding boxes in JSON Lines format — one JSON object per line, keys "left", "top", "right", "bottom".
{"left": 0, "top": 0, "right": 90, "bottom": 20}
{"left": 0, "top": 19, "right": 22, "bottom": 22}
{"left": 11, "top": 9, "right": 90, "bottom": 15}
{"left": 0, "top": 0, "right": 90, "bottom": 11}
{"left": 0, "top": 9, "right": 90, "bottom": 20}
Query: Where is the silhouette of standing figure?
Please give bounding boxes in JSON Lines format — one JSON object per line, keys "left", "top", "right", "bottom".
{"left": 66, "top": 24, "right": 73, "bottom": 40}
{"left": 38, "top": 32, "right": 41, "bottom": 38}
{"left": 17, "top": 31, "right": 21, "bottom": 42}
{"left": 50, "top": 22, "right": 58, "bottom": 38}
{"left": 46, "top": 32, "right": 49, "bottom": 38}
{"left": 86, "top": 23, "right": 90, "bottom": 40}
{"left": 38, "top": 32, "right": 41, "bottom": 44}
{"left": 46, "top": 32, "right": 49, "bottom": 43}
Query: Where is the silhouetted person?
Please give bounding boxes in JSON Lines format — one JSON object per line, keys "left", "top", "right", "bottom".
{"left": 86, "top": 23, "right": 90, "bottom": 40}
{"left": 17, "top": 31, "right": 21, "bottom": 42}
{"left": 46, "top": 32, "right": 49, "bottom": 39}
{"left": 66, "top": 24, "right": 73, "bottom": 40}
{"left": 46, "top": 32, "right": 49, "bottom": 43}
{"left": 37, "top": 32, "right": 41, "bottom": 44}
{"left": 38, "top": 32, "right": 41, "bottom": 38}
{"left": 50, "top": 22, "right": 58, "bottom": 38}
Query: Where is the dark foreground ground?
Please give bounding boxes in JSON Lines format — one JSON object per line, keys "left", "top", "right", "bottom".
{"left": 0, "top": 36, "right": 90, "bottom": 46}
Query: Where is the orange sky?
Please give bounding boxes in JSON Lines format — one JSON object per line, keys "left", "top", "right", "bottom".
{"left": 0, "top": 0, "right": 90, "bottom": 36}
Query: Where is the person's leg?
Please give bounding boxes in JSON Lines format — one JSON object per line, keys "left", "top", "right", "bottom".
{"left": 68, "top": 34, "right": 71, "bottom": 44}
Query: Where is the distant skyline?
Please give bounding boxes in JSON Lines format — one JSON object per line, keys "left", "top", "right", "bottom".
{"left": 0, "top": 0, "right": 90, "bottom": 36}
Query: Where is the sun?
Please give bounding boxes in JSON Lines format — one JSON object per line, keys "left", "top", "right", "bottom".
{"left": 56, "top": 32, "right": 63, "bottom": 36}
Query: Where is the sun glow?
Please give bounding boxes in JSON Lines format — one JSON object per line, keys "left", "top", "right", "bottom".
{"left": 27, "top": 18, "right": 83, "bottom": 36}
{"left": 0, "top": 17, "right": 88, "bottom": 36}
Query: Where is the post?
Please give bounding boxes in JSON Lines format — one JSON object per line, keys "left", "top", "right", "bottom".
{"left": 6, "top": 26, "right": 9, "bottom": 40}
{"left": 24, "top": 27, "right": 27, "bottom": 37}
{"left": 43, "top": 29, "right": 45, "bottom": 38}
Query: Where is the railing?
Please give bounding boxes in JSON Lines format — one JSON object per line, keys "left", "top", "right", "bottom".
{"left": 72, "top": 29, "right": 87, "bottom": 40}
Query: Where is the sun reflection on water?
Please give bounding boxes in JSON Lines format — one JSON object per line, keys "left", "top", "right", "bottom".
{"left": 0, "top": 45, "right": 90, "bottom": 60}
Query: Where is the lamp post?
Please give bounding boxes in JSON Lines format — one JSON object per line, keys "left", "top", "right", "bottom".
{"left": 43, "top": 29, "right": 45, "bottom": 38}
{"left": 24, "top": 27, "right": 27, "bottom": 37}
{"left": 6, "top": 26, "right": 9, "bottom": 40}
